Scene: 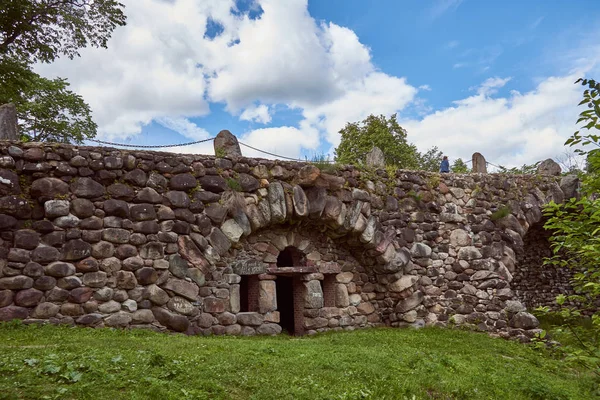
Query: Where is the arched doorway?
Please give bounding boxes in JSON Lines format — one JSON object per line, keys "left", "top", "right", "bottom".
{"left": 512, "top": 220, "right": 573, "bottom": 309}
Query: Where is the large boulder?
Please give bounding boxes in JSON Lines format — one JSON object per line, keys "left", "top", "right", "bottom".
{"left": 510, "top": 311, "right": 540, "bottom": 329}
{"left": 537, "top": 159, "right": 561, "bottom": 176}
{"left": 0, "top": 169, "right": 20, "bottom": 195}
{"left": 560, "top": 175, "right": 580, "bottom": 200}
{"left": 365, "top": 147, "right": 385, "bottom": 168}
{"left": 70, "top": 177, "right": 105, "bottom": 198}
{"left": 213, "top": 130, "right": 242, "bottom": 158}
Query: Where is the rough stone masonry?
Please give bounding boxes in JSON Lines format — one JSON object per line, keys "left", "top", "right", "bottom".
{"left": 0, "top": 141, "right": 578, "bottom": 342}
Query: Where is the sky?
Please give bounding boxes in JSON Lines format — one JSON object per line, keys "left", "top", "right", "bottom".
{"left": 36, "top": 0, "right": 600, "bottom": 169}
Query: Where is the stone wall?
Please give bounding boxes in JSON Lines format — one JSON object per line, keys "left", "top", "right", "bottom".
{"left": 0, "top": 142, "right": 575, "bottom": 341}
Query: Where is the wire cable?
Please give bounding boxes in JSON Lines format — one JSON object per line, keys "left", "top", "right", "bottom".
{"left": 87, "top": 137, "right": 215, "bottom": 148}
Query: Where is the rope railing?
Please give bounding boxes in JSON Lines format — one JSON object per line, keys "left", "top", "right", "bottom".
{"left": 87, "top": 137, "right": 215, "bottom": 148}
{"left": 87, "top": 137, "right": 509, "bottom": 169}
{"left": 86, "top": 136, "right": 338, "bottom": 163}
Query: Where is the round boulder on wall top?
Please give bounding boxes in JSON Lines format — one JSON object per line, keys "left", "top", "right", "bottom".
{"left": 536, "top": 159, "right": 561, "bottom": 176}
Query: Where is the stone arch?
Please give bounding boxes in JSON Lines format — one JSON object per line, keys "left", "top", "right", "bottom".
{"left": 512, "top": 218, "right": 574, "bottom": 309}
{"left": 213, "top": 181, "right": 414, "bottom": 335}
{"left": 276, "top": 246, "right": 306, "bottom": 268}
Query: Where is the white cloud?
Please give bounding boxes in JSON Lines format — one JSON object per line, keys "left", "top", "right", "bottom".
{"left": 34, "top": 0, "right": 416, "bottom": 153}
{"left": 402, "top": 73, "right": 584, "bottom": 168}
{"left": 472, "top": 77, "right": 511, "bottom": 96}
{"left": 156, "top": 117, "right": 211, "bottom": 141}
{"left": 239, "top": 126, "right": 321, "bottom": 160}
{"left": 239, "top": 105, "right": 271, "bottom": 124}
{"left": 419, "top": 84, "right": 432, "bottom": 91}
{"left": 302, "top": 72, "right": 417, "bottom": 148}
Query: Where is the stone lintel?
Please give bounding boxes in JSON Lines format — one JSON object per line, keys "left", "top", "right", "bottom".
{"left": 267, "top": 266, "right": 318, "bottom": 275}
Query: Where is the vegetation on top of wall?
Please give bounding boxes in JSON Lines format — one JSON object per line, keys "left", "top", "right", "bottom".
{"left": 334, "top": 114, "right": 420, "bottom": 169}
{"left": 451, "top": 158, "right": 470, "bottom": 173}
{"left": 497, "top": 162, "right": 541, "bottom": 175}
{"left": 215, "top": 148, "right": 227, "bottom": 158}
{"left": 309, "top": 154, "right": 341, "bottom": 174}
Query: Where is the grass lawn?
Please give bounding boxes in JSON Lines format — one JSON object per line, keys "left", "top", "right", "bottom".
{"left": 0, "top": 322, "right": 595, "bottom": 400}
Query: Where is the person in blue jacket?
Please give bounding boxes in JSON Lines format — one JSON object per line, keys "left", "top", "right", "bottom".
{"left": 440, "top": 156, "right": 450, "bottom": 173}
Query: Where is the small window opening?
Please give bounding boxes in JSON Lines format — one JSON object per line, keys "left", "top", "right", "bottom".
{"left": 239, "top": 275, "right": 260, "bottom": 312}
{"left": 321, "top": 275, "right": 336, "bottom": 307}
{"left": 277, "top": 246, "right": 306, "bottom": 267}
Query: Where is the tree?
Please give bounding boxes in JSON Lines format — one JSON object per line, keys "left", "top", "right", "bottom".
{"left": 451, "top": 158, "right": 470, "bottom": 173}
{"left": 417, "top": 146, "right": 444, "bottom": 172}
{"left": 1, "top": 0, "right": 126, "bottom": 63}
{"left": 0, "top": 0, "right": 126, "bottom": 143}
{"left": 18, "top": 75, "right": 97, "bottom": 143}
{"left": 539, "top": 78, "right": 600, "bottom": 377}
{"left": 334, "top": 114, "right": 420, "bottom": 169}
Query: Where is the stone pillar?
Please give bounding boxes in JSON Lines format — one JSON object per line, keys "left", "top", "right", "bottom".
{"left": 365, "top": 146, "right": 385, "bottom": 168}
{"left": 0, "top": 104, "right": 18, "bottom": 141}
{"left": 334, "top": 283, "right": 349, "bottom": 307}
{"left": 258, "top": 280, "right": 277, "bottom": 313}
{"left": 304, "top": 280, "right": 324, "bottom": 309}
{"left": 230, "top": 284, "right": 240, "bottom": 314}
{"left": 472, "top": 152, "right": 487, "bottom": 173}
{"left": 214, "top": 130, "right": 242, "bottom": 158}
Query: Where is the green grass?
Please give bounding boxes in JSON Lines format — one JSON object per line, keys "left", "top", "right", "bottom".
{"left": 0, "top": 323, "right": 595, "bottom": 400}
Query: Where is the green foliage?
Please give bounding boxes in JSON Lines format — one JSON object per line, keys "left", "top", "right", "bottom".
{"left": 18, "top": 74, "right": 97, "bottom": 143}
{"left": 0, "top": 0, "right": 126, "bottom": 64}
{"left": 540, "top": 77, "right": 600, "bottom": 381}
{"left": 0, "top": 0, "right": 126, "bottom": 143}
{"left": 490, "top": 206, "right": 510, "bottom": 221}
{"left": 225, "top": 178, "right": 242, "bottom": 192}
{"left": 310, "top": 154, "right": 340, "bottom": 174}
{"left": 214, "top": 148, "right": 226, "bottom": 158}
{"left": 451, "top": 158, "right": 470, "bottom": 173}
{"left": 334, "top": 114, "right": 420, "bottom": 169}
{"left": 417, "top": 146, "right": 444, "bottom": 172}
{"left": 426, "top": 174, "right": 440, "bottom": 190}
{"left": 0, "top": 323, "right": 595, "bottom": 399}
{"left": 497, "top": 161, "right": 540, "bottom": 174}
{"left": 408, "top": 190, "right": 423, "bottom": 203}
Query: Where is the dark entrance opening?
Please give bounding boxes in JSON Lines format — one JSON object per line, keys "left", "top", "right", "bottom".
{"left": 277, "top": 246, "right": 305, "bottom": 267}
{"left": 276, "top": 276, "right": 296, "bottom": 334}
{"left": 513, "top": 219, "right": 573, "bottom": 309}
{"left": 239, "top": 275, "right": 259, "bottom": 312}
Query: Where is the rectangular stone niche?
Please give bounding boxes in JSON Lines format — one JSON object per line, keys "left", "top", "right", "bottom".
{"left": 239, "top": 275, "right": 260, "bottom": 312}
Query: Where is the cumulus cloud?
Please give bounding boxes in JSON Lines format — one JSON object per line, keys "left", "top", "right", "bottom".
{"left": 155, "top": 117, "right": 211, "bottom": 141}
{"left": 402, "top": 73, "right": 583, "bottom": 168}
{"left": 239, "top": 125, "right": 320, "bottom": 160}
{"left": 31, "top": 0, "right": 599, "bottom": 170}
{"left": 239, "top": 105, "right": 271, "bottom": 124}
{"left": 34, "top": 0, "right": 416, "bottom": 154}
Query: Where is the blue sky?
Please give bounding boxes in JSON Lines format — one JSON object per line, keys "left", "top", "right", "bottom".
{"left": 38, "top": 0, "right": 600, "bottom": 168}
